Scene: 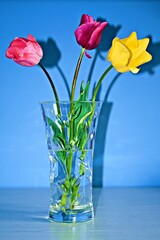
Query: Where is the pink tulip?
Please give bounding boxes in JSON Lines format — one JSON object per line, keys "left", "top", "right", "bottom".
{"left": 6, "top": 34, "right": 43, "bottom": 66}
{"left": 75, "top": 14, "right": 107, "bottom": 50}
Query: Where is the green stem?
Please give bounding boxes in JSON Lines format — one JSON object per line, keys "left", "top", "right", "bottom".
{"left": 92, "top": 64, "right": 113, "bottom": 101}
{"left": 66, "top": 150, "right": 73, "bottom": 178}
{"left": 69, "top": 48, "right": 85, "bottom": 146}
{"left": 63, "top": 48, "right": 85, "bottom": 209}
{"left": 70, "top": 48, "right": 85, "bottom": 112}
{"left": 38, "top": 62, "right": 61, "bottom": 117}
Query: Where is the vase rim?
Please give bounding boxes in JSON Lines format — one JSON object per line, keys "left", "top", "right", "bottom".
{"left": 40, "top": 100, "right": 102, "bottom": 104}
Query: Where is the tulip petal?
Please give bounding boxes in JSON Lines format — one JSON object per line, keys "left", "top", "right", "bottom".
{"left": 128, "top": 51, "right": 152, "bottom": 69}
{"left": 121, "top": 32, "right": 138, "bottom": 51}
{"left": 86, "top": 22, "right": 107, "bottom": 50}
{"left": 80, "top": 14, "right": 94, "bottom": 24}
{"left": 27, "top": 41, "right": 43, "bottom": 57}
{"left": 108, "top": 40, "right": 131, "bottom": 72}
{"left": 75, "top": 23, "right": 97, "bottom": 48}
{"left": 85, "top": 51, "right": 92, "bottom": 58}
{"left": 138, "top": 38, "right": 150, "bottom": 51}
{"left": 14, "top": 59, "right": 36, "bottom": 66}
{"left": 10, "top": 38, "right": 27, "bottom": 49}
{"left": 130, "top": 38, "right": 150, "bottom": 63}
{"left": 28, "top": 34, "right": 37, "bottom": 42}
{"left": 129, "top": 67, "right": 140, "bottom": 74}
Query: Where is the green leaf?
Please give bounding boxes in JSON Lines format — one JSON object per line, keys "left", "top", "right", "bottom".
{"left": 73, "top": 104, "right": 91, "bottom": 143}
{"left": 47, "top": 117, "right": 66, "bottom": 148}
{"left": 77, "top": 122, "right": 88, "bottom": 150}
{"left": 78, "top": 81, "right": 90, "bottom": 101}
{"left": 80, "top": 80, "right": 85, "bottom": 93}
{"left": 71, "top": 81, "right": 92, "bottom": 144}
{"left": 79, "top": 162, "right": 85, "bottom": 175}
{"left": 57, "top": 150, "right": 66, "bottom": 163}
{"left": 62, "top": 178, "right": 70, "bottom": 192}
{"left": 57, "top": 118, "right": 64, "bottom": 127}
{"left": 60, "top": 192, "right": 67, "bottom": 206}
{"left": 72, "top": 105, "right": 82, "bottom": 121}
{"left": 71, "top": 177, "right": 77, "bottom": 187}
{"left": 71, "top": 183, "right": 80, "bottom": 206}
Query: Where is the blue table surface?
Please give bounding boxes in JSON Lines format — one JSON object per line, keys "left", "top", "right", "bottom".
{"left": 0, "top": 188, "right": 160, "bottom": 240}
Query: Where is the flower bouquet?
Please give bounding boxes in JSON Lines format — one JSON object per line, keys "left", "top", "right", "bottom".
{"left": 6, "top": 14, "right": 152, "bottom": 223}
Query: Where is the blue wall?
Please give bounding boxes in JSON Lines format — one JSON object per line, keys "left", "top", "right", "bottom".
{"left": 0, "top": 0, "right": 160, "bottom": 187}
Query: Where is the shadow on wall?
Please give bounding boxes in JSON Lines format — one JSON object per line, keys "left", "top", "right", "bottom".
{"left": 38, "top": 38, "right": 70, "bottom": 98}
{"left": 38, "top": 23, "right": 160, "bottom": 188}
{"left": 140, "top": 36, "right": 160, "bottom": 74}
{"left": 93, "top": 34, "right": 160, "bottom": 187}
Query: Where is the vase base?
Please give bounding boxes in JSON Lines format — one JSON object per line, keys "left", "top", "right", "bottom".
{"left": 49, "top": 208, "right": 94, "bottom": 223}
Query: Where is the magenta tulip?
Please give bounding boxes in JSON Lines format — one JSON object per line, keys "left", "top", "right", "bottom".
{"left": 6, "top": 34, "right": 43, "bottom": 66}
{"left": 75, "top": 14, "right": 107, "bottom": 50}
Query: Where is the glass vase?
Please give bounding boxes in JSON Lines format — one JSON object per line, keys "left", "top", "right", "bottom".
{"left": 40, "top": 101, "right": 102, "bottom": 223}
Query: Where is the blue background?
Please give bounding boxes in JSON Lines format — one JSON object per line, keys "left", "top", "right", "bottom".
{"left": 0, "top": 0, "right": 160, "bottom": 187}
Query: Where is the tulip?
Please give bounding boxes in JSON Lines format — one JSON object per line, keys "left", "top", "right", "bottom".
{"left": 6, "top": 34, "right": 60, "bottom": 115}
{"left": 71, "top": 14, "right": 107, "bottom": 109}
{"left": 107, "top": 32, "right": 152, "bottom": 73}
{"left": 6, "top": 34, "right": 43, "bottom": 66}
{"left": 75, "top": 14, "right": 107, "bottom": 50}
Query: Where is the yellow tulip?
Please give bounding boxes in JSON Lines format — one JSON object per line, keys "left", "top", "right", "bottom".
{"left": 107, "top": 32, "right": 152, "bottom": 73}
